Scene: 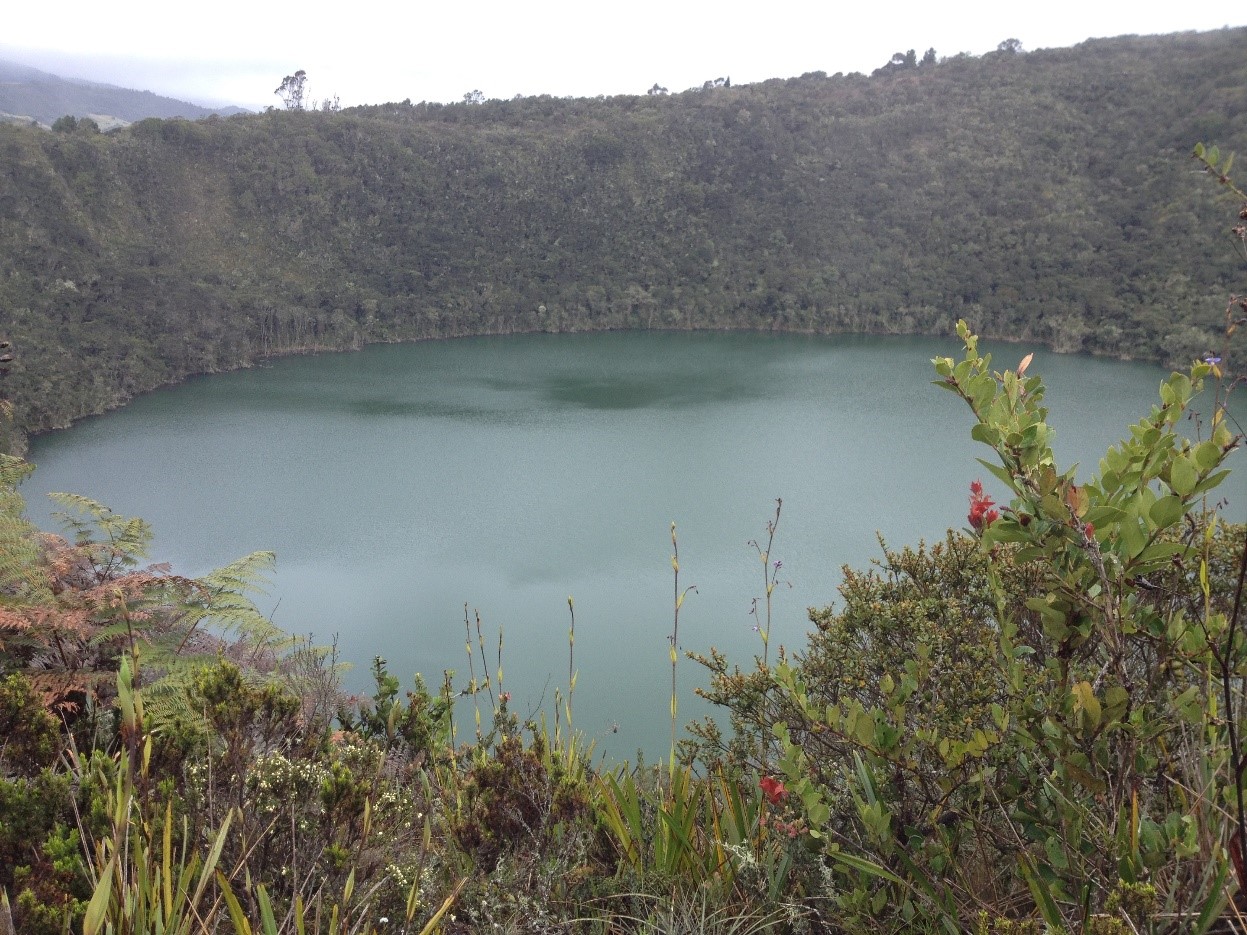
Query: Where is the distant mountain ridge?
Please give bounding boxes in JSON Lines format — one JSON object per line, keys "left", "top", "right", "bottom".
{"left": 0, "top": 58, "right": 249, "bottom": 127}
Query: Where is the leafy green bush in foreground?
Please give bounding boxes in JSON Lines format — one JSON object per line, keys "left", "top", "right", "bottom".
{"left": 692, "top": 319, "right": 1245, "bottom": 932}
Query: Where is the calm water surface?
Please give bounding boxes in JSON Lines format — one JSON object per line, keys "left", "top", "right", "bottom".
{"left": 23, "top": 332, "right": 1246, "bottom": 759}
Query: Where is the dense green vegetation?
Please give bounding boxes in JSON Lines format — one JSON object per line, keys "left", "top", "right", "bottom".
{"left": 1, "top": 312, "right": 1244, "bottom": 932}
{"left": 1, "top": 28, "right": 1246, "bottom": 446}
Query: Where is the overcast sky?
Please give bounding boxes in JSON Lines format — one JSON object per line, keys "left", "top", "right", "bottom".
{"left": 2, "top": 1, "right": 1243, "bottom": 112}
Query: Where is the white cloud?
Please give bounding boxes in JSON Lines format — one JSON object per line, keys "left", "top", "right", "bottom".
{"left": 3, "top": 0, "right": 1242, "bottom": 110}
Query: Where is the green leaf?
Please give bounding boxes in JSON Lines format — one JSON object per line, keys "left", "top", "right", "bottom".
{"left": 83, "top": 854, "right": 116, "bottom": 935}
{"left": 1166, "top": 372, "right": 1193, "bottom": 407}
{"left": 853, "top": 709, "right": 876, "bottom": 747}
{"left": 982, "top": 521, "right": 1031, "bottom": 545}
{"left": 217, "top": 872, "right": 252, "bottom": 935}
{"left": 1099, "top": 470, "right": 1121, "bottom": 494}
{"left": 970, "top": 422, "right": 1001, "bottom": 447}
{"left": 1072, "top": 681, "right": 1101, "bottom": 728}
{"left": 1083, "top": 505, "right": 1125, "bottom": 528}
{"left": 256, "top": 886, "right": 280, "bottom": 935}
{"left": 970, "top": 375, "right": 997, "bottom": 413}
{"left": 1193, "top": 859, "right": 1230, "bottom": 933}
{"left": 828, "top": 848, "right": 905, "bottom": 886}
{"left": 1194, "top": 439, "right": 1223, "bottom": 471}
{"left": 1103, "top": 685, "right": 1129, "bottom": 722}
{"left": 1133, "top": 540, "right": 1187, "bottom": 571}
{"left": 1149, "top": 494, "right": 1186, "bottom": 530}
{"left": 1118, "top": 515, "right": 1147, "bottom": 559}
{"left": 1192, "top": 469, "right": 1232, "bottom": 497}
{"left": 1173, "top": 685, "right": 1204, "bottom": 724}
{"left": 1038, "top": 493, "right": 1065, "bottom": 521}
{"left": 1019, "top": 854, "right": 1066, "bottom": 929}
{"left": 974, "top": 458, "right": 1016, "bottom": 490}
{"left": 807, "top": 797, "right": 830, "bottom": 827}
{"left": 1169, "top": 454, "right": 1197, "bottom": 496}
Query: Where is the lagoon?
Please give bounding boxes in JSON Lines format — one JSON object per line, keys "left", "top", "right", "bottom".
{"left": 22, "top": 332, "right": 1245, "bottom": 759}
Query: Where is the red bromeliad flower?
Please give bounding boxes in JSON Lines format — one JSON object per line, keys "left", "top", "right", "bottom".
{"left": 968, "top": 481, "right": 999, "bottom": 531}
{"left": 760, "top": 776, "right": 787, "bottom": 804}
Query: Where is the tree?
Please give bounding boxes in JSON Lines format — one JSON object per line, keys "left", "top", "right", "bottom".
{"left": 646, "top": 83, "right": 669, "bottom": 95}
{"left": 878, "top": 50, "right": 917, "bottom": 74}
{"left": 274, "top": 70, "right": 308, "bottom": 110}
{"left": 463, "top": 89, "right": 485, "bottom": 105}
{"left": 996, "top": 37, "right": 1023, "bottom": 55}
{"left": 921, "top": 47, "right": 937, "bottom": 66}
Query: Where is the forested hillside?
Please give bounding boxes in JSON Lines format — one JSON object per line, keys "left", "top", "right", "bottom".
{"left": 2, "top": 28, "right": 1245, "bottom": 444}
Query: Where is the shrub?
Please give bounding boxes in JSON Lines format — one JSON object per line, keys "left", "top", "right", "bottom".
{"left": 757, "top": 322, "right": 1242, "bottom": 931}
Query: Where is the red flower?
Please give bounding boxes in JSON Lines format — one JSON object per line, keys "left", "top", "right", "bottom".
{"left": 968, "top": 481, "right": 998, "bottom": 531}
{"left": 760, "top": 776, "right": 787, "bottom": 804}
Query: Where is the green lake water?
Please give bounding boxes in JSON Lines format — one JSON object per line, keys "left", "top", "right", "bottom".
{"left": 22, "top": 332, "right": 1246, "bottom": 759}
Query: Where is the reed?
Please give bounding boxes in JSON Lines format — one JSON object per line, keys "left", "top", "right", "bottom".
{"left": 668, "top": 521, "right": 696, "bottom": 768}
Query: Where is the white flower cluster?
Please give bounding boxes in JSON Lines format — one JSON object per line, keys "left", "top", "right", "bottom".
{"left": 246, "top": 752, "right": 330, "bottom": 817}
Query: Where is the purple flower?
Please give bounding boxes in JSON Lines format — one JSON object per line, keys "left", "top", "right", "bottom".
{"left": 1206, "top": 356, "right": 1223, "bottom": 364}
{"left": 773, "top": 560, "right": 783, "bottom": 570}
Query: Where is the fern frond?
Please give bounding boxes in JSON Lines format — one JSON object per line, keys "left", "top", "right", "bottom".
{"left": 139, "top": 665, "right": 210, "bottom": 734}
{"left": 0, "top": 454, "right": 34, "bottom": 490}
{"left": 186, "top": 551, "right": 284, "bottom": 647}
{"left": 47, "top": 492, "right": 116, "bottom": 540}
{"left": 0, "top": 458, "right": 52, "bottom": 604}
{"left": 198, "top": 551, "right": 276, "bottom": 597}
{"left": 48, "top": 492, "right": 152, "bottom": 572}
{"left": 23, "top": 668, "right": 114, "bottom": 713}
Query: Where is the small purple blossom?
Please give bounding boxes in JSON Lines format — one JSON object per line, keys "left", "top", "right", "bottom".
{"left": 752, "top": 625, "right": 760, "bottom": 632}
{"left": 773, "top": 560, "right": 783, "bottom": 570}
{"left": 1206, "top": 356, "right": 1223, "bottom": 364}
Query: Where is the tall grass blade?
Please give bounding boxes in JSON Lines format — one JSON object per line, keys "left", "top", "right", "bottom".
{"left": 82, "top": 853, "right": 116, "bottom": 935}
{"left": 256, "top": 886, "right": 279, "bottom": 935}
{"left": 216, "top": 871, "right": 252, "bottom": 935}
{"left": 1018, "top": 854, "right": 1065, "bottom": 930}
{"left": 418, "top": 878, "right": 467, "bottom": 935}
{"left": 1192, "top": 858, "right": 1230, "bottom": 935}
